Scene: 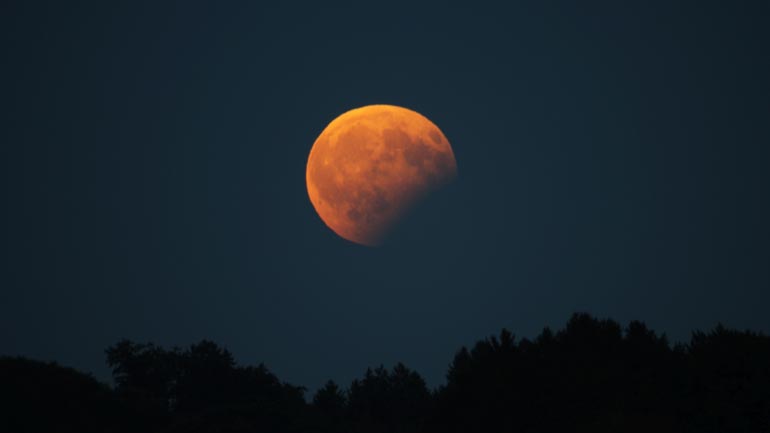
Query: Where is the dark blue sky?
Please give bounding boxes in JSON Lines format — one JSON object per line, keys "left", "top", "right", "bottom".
{"left": 2, "top": 1, "right": 769, "bottom": 391}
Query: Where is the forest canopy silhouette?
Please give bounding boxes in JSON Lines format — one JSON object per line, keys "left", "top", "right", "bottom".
{"left": 2, "top": 313, "right": 769, "bottom": 433}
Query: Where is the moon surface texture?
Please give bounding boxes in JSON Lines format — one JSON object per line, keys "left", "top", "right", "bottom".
{"left": 306, "top": 105, "right": 458, "bottom": 246}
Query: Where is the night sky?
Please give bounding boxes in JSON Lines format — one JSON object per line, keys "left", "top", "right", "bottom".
{"left": 2, "top": 2, "right": 769, "bottom": 391}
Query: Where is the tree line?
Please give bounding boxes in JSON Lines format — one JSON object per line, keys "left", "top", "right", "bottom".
{"left": 1, "top": 313, "right": 769, "bottom": 432}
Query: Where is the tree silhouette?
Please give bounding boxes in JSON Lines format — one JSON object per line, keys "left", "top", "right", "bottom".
{"left": 347, "top": 363, "right": 431, "bottom": 433}
{"left": 105, "top": 339, "right": 307, "bottom": 433}
{"left": 312, "top": 380, "right": 348, "bottom": 433}
{"left": 434, "top": 313, "right": 724, "bottom": 432}
{"left": 0, "top": 357, "right": 129, "bottom": 433}
{"left": 3, "top": 313, "right": 770, "bottom": 432}
{"left": 683, "top": 325, "right": 770, "bottom": 432}
{"left": 105, "top": 340, "right": 177, "bottom": 428}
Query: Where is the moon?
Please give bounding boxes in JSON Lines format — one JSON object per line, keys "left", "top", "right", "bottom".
{"left": 306, "top": 104, "right": 457, "bottom": 246}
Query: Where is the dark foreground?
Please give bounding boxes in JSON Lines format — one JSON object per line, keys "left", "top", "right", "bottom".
{"left": 2, "top": 313, "right": 769, "bottom": 433}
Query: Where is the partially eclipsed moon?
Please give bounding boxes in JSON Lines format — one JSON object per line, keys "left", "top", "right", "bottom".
{"left": 306, "top": 104, "right": 457, "bottom": 246}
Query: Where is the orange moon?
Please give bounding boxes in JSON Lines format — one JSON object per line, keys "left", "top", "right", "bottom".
{"left": 306, "top": 105, "right": 458, "bottom": 246}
